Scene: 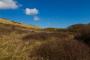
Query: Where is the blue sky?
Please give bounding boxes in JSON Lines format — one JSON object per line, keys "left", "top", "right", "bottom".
{"left": 0, "top": 0, "right": 90, "bottom": 28}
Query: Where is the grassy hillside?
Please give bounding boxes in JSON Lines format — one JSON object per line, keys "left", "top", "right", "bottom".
{"left": 0, "top": 19, "right": 90, "bottom": 60}
{"left": 0, "top": 18, "right": 40, "bottom": 31}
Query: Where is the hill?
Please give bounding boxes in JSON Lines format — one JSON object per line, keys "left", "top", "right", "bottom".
{"left": 0, "top": 19, "right": 90, "bottom": 60}
{"left": 0, "top": 18, "right": 40, "bottom": 31}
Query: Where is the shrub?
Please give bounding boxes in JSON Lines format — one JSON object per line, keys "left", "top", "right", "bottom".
{"left": 68, "top": 24, "right": 90, "bottom": 45}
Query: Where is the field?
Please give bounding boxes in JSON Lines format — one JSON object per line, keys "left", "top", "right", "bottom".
{"left": 0, "top": 19, "right": 90, "bottom": 60}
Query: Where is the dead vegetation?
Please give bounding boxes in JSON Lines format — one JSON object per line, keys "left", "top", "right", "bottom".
{"left": 0, "top": 20, "right": 90, "bottom": 60}
{"left": 22, "top": 32, "right": 90, "bottom": 60}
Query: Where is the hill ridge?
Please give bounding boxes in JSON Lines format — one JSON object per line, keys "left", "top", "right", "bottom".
{"left": 0, "top": 18, "right": 40, "bottom": 31}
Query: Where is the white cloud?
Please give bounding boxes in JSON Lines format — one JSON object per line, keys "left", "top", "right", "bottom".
{"left": 25, "top": 8, "right": 39, "bottom": 15}
{"left": 25, "top": 8, "right": 40, "bottom": 21}
{"left": 33, "top": 16, "right": 40, "bottom": 21}
{"left": 0, "top": 0, "right": 19, "bottom": 9}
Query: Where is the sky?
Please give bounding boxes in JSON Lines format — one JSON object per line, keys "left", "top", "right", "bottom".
{"left": 0, "top": 0, "right": 90, "bottom": 28}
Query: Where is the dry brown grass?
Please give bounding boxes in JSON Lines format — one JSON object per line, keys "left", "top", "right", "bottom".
{"left": 22, "top": 32, "right": 90, "bottom": 60}
{"left": 0, "top": 22, "right": 90, "bottom": 60}
{"left": 0, "top": 30, "right": 90, "bottom": 60}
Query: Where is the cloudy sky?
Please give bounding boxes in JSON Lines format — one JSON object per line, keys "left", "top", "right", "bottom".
{"left": 0, "top": 0, "right": 90, "bottom": 28}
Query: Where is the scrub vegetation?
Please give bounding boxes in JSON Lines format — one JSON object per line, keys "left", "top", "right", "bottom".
{"left": 0, "top": 19, "right": 90, "bottom": 60}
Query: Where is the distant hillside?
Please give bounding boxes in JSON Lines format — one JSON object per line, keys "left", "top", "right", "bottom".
{"left": 0, "top": 18, "right": 40, "bottom": 31}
